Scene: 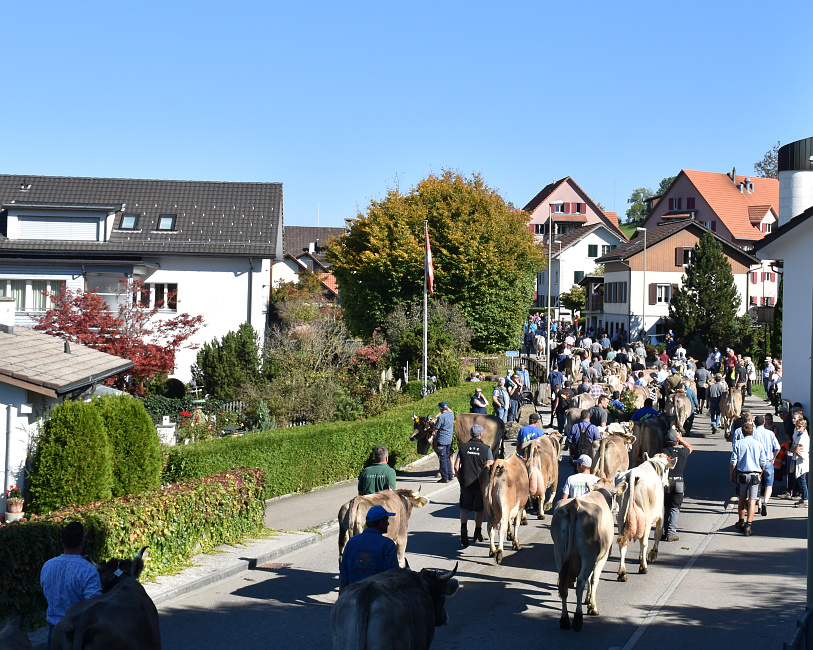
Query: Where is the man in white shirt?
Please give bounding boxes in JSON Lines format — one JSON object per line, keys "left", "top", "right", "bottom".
{"left": 674, "top": 343, "right": 687, "bottom": 359}
{"left": 561, "top": 455, "right": 600, "bottom": 498}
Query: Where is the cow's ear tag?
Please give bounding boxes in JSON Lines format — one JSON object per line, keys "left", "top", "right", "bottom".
{"left": 114, "top": 568, "right": 124, "bottom": 577}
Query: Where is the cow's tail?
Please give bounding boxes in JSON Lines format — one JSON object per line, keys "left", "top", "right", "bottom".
{"left": 353, "top": 581, "right": 379, "bottom": 650}
{"left": 558, "top": 500, "right": 579, "bottom": 600}
{"left": 623, "top": 472, "right": 640, "bottom": 539}
{"left": 594, "top": 443, "right": 605, "bottom": 479}
{"left": 527, "top": 445, "right": 542, "bottom": 498}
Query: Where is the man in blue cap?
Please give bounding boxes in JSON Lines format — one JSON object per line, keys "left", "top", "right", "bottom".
{"left": 338, "top": 505, "right": 398, "bottom": 592}
{"left": 433, "top": 401, "right": 455, "bottom": 483}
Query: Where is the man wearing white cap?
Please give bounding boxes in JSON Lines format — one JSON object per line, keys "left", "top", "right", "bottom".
{"left": 561, "top": 455, "right": 600, "bottom": 498}
{"left": 338, "top": 505, "right": 398, "bottom": 592}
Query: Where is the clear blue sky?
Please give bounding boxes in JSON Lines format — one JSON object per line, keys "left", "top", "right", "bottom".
{"left": 3, "top": 1, "right": 810, "bottom": 227}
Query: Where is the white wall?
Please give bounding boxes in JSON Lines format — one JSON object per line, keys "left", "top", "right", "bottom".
{"left": 272, "top": 259, "right": 302, "bottom": 287}
{"left": 779, "top": 170, "right": 813, "bottom": 227}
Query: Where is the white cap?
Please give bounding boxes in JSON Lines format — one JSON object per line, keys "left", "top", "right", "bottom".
{"left": 576, "top": 454, "right": 592, "bottom": 468}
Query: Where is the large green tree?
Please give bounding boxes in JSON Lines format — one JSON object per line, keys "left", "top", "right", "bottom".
{"left": 625, "top": 176, "right": 677, "bottom": 224}
{"left": 327, "top": 170, "right": 546, "bottom": 351}
{"left": 668, "top": 231, "right": 741, "bottom": 347}
{"left": 192, "top": 323, "right": 263, "bottom": 401}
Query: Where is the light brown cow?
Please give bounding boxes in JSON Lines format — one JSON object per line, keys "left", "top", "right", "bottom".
{"left": 525, "top": 434, "right": 564, "bottom": 520}
{"left": 614, "top": 453, "right": 676, "bottom": 581}
{"left": 720, "top": 387, "right": 743, "bottom": 436}
{"left": 338, "top": 489, "right": 429, "bottom": 569}
{"left": 569, "top": 393, "right": 595, "bottom": 411}
{"left": 563, "top": 354, "right": 581, "bottom": 380}
{"left": 533, "top": 333, "right": 546, "bottom": 358}
{"left": 665, "top": 392, "right": 692, "bottom": 434}
{"left": 603, "top": 375, "right": 623, "bottom": 394}
{"left": 626, "top": 385, "right": 649, "bottom": 409}
{"left": 552, "top": 485, "right": 619, "bottom": 631}
{"left": 630, "top": 417, "right": 668, "bottom": 467}
{"left": 480, "top": 453, "right": 529, "bottom": 564}
{"left": 454, "top": 413, "right": 504, "bottom": 458}
{"left": 591, "top": 424, "right": 636, "bottom": 481}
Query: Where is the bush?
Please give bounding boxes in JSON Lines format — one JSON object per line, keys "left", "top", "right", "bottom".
{"left": 92, "top": 395, "right": 161, "bottom": 497}
{"left": 162, "top": 384, "right": 492, "bottom": 498}
{"left": 28, "top": 401, "right": 112, "bottom": 514}
{"left": 0, "top": 467, "right": 266, "bottom": 631}
{"left": 140, "top": 394, "right": 223, "bottom": 424}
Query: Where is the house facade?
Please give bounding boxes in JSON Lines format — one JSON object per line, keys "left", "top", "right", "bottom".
{"left": 597, "top": 220, "right": 757, "bottom": 341}
{"left": 0, "top": 175, "right": 283, "bottom": 381}
{"left": 272, "top": 225, "right": 344, "bottom": 299}
{"left": 756, "top": 135, "right": 813, "bottom": 413}
{"left": 523, "top": 177, "right": 627, "bottom": 313}
{"left": 642, "top": 169, "right": 779, "bottom": 310}
{"left": 535, "top": 224, "right": 626, "bottom": 317}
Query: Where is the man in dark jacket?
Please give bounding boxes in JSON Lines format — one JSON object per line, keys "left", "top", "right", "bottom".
{"left": 454, "top": 424, "right": 493, "bottom": 547}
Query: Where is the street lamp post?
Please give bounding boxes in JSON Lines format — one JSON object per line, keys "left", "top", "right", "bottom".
{"left": 554, "top": 239, "right": 562, "bottom": 323}
{"left": 636, "top": 227, "right": 647, "bottom": 343}
{"left": 546, "top": 213, "right": 553, "bottom": 385}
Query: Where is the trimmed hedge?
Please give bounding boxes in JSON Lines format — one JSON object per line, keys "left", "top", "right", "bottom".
{"left": 0, "top": 467, "right": 265, "bottom": 631}
{"left": 93, "top": 395, "right": 162, "bottom": 497}
{"left": 28, "top": 400, "right": 112, "bottom": 514}
{"left": 163, "top": 384, "right": 495, "bottom": 498}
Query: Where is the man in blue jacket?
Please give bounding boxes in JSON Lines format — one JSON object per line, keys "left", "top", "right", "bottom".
{"left": 339, "top": 505, "right": 398, "bottom": 592}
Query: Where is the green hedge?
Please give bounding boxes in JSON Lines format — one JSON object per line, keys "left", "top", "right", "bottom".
{"left": 163, "top": 384, "right": 493, "bottom": 497}
{"left": 0, "top": 467, "right": 265, "bottom": 631}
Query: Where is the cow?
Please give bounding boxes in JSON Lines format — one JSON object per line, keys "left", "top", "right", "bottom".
{"left": 331, "top": 563, "right": 459, "bottom": 650}
{"left": 0, "top": 618, "right": 34, "bottom": 650}
{"left": 720, "top": 387, "right": 743, "bottom": 437}
{"left": 630, "top": 416, "right": 669, "bottom": 467}
{"left": 51, "top": 547, "right": 160, "bottom": 650}
{"left": 454, "top": 413, "right": 504, "bottom": 458}
{"left": 411, "top": 415, "right": 438, "bottom": 456}
{"left": 627, "top": 385, "right": 650, "bottom": 409}
{"left": 480, "top": 453, "right": 530, "bottom": 564}
{"left": 551, "top": 485, "right": 620, "bottom": 632}
{"left": 603, "top": 375, "right": 623, "bottom": 395}
{"left": 665, "top": 392, "right": 692, "bottom": 434}
{"left": 533, "top": 333, "right": 546, "bottom": 359}
{"left": 338, "top": 489, "right": 429, "bottom": 569}
{"left": 614, "top": 453, "right": 677, "bottom": 582}
{"left": 562, "top": 408, "right": 586, "bottom": 445}
{"left": 569, "top": 393, "right": 595, "bottom": 411}
{"left": 591, "top": 423, "right": 636, "bottom": 481}
{"left": 525, "top": 434, "right": 563, "bottom": 519}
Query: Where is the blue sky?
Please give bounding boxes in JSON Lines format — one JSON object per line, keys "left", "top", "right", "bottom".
{"left": 2, "top": 1, "right": 810, "bottom": 227}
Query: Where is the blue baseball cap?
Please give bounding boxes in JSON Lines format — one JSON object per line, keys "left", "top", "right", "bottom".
{"left": 438, "top": 402, "right": 449, "bottom": 409}
{"left": 366, "top": 505, "right": 396, "bottom": 522}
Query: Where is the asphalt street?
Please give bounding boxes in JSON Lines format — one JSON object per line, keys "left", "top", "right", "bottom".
{"left": 155, "top": 393, "right": 807, "bottom": 650}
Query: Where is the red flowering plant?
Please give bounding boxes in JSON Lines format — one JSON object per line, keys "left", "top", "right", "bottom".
{"left": 5, "top": 485, "right": 22, "bottom": 502}
{"left": 177, "top": 408, "right": 215, "bottom": 443}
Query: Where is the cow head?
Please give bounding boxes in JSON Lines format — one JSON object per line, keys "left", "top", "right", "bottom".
{"left": 397, "top": 487, "right": 430, "bottom": 509}
{"left": 643, "top": 452, "right": 677, "bottom": 487}
{"left": 411, "top": 415, "right": 436, "bottom": 455}
{"left": 418, "top": 562, "right": 459, "bottom": 627}
{"left": 97, "top": 546, "right": 147, "bottom": 593}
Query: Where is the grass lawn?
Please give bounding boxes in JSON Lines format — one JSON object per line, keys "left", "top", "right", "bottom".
{"left": 751, "top": 383, "right": 767, "bottom": 400}
{"left": 620, "top": 222, "right": 638, "bottom": 239}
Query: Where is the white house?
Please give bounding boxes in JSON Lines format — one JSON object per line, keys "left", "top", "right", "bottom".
{"left": 597, "top": 219, "right": 757, "bottom": 341}
{"left": 536, "top": 224, "right": 627, "bottom": 319}
{"left": 522, "top": 176, "right": 628, "bottom": 311}
{"left": 271, "top": 225, "right": 344, "bottom": 299}
{"left": 756, "top": 135, "right": 813, "bottom": 413}
{"left": 0, "top": 297, "right": 132, "bottom": 513}
{"left": 0, "top": 175, "right": 284, "bottom": 381}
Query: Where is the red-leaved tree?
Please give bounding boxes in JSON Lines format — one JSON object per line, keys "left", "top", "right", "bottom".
{"left": 35, "top": 278, "right": 204, "bottom": 394}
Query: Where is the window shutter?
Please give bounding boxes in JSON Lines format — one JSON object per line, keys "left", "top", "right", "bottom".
{"left": 529, "top": 223, "right": 535, "bottom": 234}
{"left": 677, "top": 199, "right": 682, "bottom": 210}
{"left": 564, "top": 202, "right": 572, "bottom": 214}
{"left": 751, "top": 272, "right": 756, "bottom": 284}
{"left": 649, "top": 283, "right": 657, "bottom": 305}
{"left": 750, "top": 296, "right": 756, "bottom": 305}
{"left": 581, "top": 203, "right": 587, "bottom": 214}
{"left": 671, "top": 284, "right": 678, "bottom": 297}
{"left": 676, "top": 247, "right": 683, "bottom": 266}
{"left": 711, "top": 221, "right": 717, "bottom": 232}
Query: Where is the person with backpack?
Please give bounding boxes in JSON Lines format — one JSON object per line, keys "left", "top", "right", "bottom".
{"left": 567, "top": 409, "right": 601, "bottom": 462}
{"left": 552, "top": 380, "right": 575, "bottom": 432}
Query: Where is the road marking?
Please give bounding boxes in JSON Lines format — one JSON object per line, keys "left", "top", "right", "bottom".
{"left": 617, "top": 507, "right": 731, "bottom": 650}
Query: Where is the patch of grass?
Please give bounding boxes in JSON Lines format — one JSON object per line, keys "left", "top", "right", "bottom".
{"left": 751, "top": 383, "right": 767, "bottom": 400}
{"left": 620, "top": 222, "right": 639, "bottom": 239}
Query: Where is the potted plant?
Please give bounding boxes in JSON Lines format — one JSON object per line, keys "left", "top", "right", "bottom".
{"left": 5, "top": 484, "right": 23, "bottom": 514}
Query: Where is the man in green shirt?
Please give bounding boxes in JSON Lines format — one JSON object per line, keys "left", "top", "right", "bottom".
{"left": 358, "top": 446, "right": 397, "bottom": 495}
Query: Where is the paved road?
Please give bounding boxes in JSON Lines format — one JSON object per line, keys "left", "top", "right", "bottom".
{"left": 158, "top": 395, "right": 806, "bottom": 649}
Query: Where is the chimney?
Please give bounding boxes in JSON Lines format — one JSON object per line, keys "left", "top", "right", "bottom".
{"left": 0, "top": 297, "right": 14, "bottom": 334}
{"left": 744, "top": 177, "right": 753, "bottom": 193}
{"left": 308, "top": 242, "right": 315, "bottom": 254}
{"left": 730, "top": 167, "right": 737, "bottom": 182}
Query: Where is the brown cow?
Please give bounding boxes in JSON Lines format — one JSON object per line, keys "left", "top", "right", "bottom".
{"left": 630, "top": 417, "right": 669, "bottom": 467}
{"left": 338, "top": 489, "right": 429, "bottom": 569}
{"left": 552, "top": 485, "right": 620, "bottom": 631}
{"left": 411, "top": 415, "right": 437, "bottom": 455}
{"left": 665, "top": 392, "right": 692, "bottom": 434}
{"left": 570, "top": 393, "right": 595, "bottom": 411}
{"left": 51, "top": 547, "right": 160, "bottom": 650}
{"left": 525, "top": 434, "right": 564, "bottom": 520}
{"left": 592, "top": 423, "right": 636, "bottom": 481}
{"left": 615, "top": 453, "right": 676, "bottom": 581}
{"left": 454, "top": 413, "right": 504, "bottom": 458}
{"left": 480, "top": 453, "right": 529, "bottom": 564}
{"left": 720, "top": 387, "right": 743, "bottom": 437}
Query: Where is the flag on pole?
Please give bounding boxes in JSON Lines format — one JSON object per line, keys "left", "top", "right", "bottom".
{"left": 425, "top": 223, "right": 434, "bottom": 296}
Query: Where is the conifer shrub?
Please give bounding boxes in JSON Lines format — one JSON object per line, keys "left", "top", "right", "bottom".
{"left": 28, "top": 400, "right": 112, "bottom": 514}
{"left": 92, "top": 395, "right": 161, "bottom": 497}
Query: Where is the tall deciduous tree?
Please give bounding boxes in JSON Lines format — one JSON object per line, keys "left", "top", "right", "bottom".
{"left": 754, "top": 141, "right": 780, "bottom": 179}
{"left": 35, "top": 279, "right": 203, "bottom": 394}
{"left": 327, "top": 170, "right": 546, "bottom": 351}
{"left": 625, "top": 176, "right": 677, "bottom": 224}
{"left": 668, "top": 231, "right": 741, "bottom": 347}
{"left": 559, "top": 285, "right": 585, "bottom": 316}
{"left": 193, "top": 323, "right": 264, "bottom": 401}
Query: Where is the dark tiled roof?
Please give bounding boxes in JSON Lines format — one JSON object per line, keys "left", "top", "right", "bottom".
{"left": 0, "top": 326, "right": 133, "bottom": 395}
{"left": 283, "top": 225, "right": 344, "bottom": 258}
{"left": 0, "top": 174, "right": 282, "bottom": 257}
{"left": 598, "top": 218, "right": 759, "bottom": 265}
{"left": 552, "top": 225, "right": 602, "bottom": 255}
{"left": 522, "top": 178, "right": 568, "bottom": 212}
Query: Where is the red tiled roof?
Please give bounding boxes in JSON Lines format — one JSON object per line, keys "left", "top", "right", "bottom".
{"left": 748, "top": 205, "right": 773, "bottom": 223}
{"left": 677, "top": 170, "right": 778, "bottom": 240}
{"left": 318, "top": 271, "right": 338, "bottom": 295}
{"left": 553, "top": 213, "right": 588, "bottom": 223}
{"left": 604, "top": 211, "right": 621, "bottom": 230}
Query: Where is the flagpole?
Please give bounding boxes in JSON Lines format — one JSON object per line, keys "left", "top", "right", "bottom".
{"left": 423, "top": 220, "right": 429, "bottom": 394}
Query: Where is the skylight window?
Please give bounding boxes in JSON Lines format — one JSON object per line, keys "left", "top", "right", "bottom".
{"left": 120, "top": 214, "right": 138, "bottom": 230}
{"left": 157, "top": 214, "right": 176, "bottom": 231}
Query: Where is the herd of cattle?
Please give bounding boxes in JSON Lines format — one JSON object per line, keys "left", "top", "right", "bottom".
{"left": 329, "top": 374, "right": 716, "bottom": 645}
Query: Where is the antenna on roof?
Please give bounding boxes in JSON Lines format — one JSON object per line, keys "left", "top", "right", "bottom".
{"left": 318, "top": 202, "right": 320, "bottom": 228}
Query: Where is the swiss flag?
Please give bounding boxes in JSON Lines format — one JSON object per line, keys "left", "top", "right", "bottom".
{"left": 425, "top": 223, "right": 434, "bottom": 296}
